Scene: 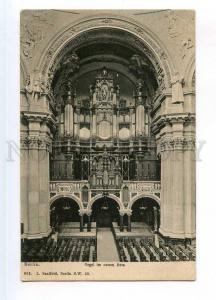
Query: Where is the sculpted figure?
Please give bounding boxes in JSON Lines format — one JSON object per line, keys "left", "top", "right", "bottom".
{"left": 171, "top": 72, "right": 184, "bottom": 104}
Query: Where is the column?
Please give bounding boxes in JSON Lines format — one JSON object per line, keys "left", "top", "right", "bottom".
{"left": 93, "top": 91, "right": 97, "bottom": 104}
{"left": 28, "top": 131, "right": 40, "bottom": 237}
{"left": 172, "top": 136, "right": 184, "bottom": 235}
{"left": 135, "top": 80, "right": 146, "bottom": 137}
{"left": 112, "top": 109, "right": 117, "bottom": 138}
{"left": 119, "top": 213, "right": 124, "bottom": 232}
{"left": 145, "top": 108, "right": 150, "bottom": 136}
{"left": 116, "top": 108, "right": 119, "bottom": 140}
{"left": 136, "top": 103, "right": 145, "bottom": 136}
{"left": 183, "top": 136, "right": 196, "bottom": 238}
{"left": 129, "top": 106, "right": 134, "bottom": 139}
{"left": 79, "top": 214, "right": 84, "bottom": 232}
{"left": 153, "top": 206, "right": 158, "bottom": 233}
{"left": 127, "top": 214, "right": 132, "bottom": 232}
{"left": 159, "top": 130, "right": 173, "bottom": 236}
{"left": 159, "top": 128, "right": 186, "bottom": 239}
{"left": 23, "top": 113, "right": 54, "bottom": 239}
{"left": 20, "top": 133, "right": 29, "bottom": 235}
{"left": 38, "top": 124, "right": 52, "bottom": 236}
{"left": 64, "top": 91, "right": 73, "bottom": 136}
{"left": 92, "top": 108, "right": 97, "bottom": 137}
{"left": 112, "top": 92, "right": 117, "bottom": 105}
{"left": 76, "top": 106, "right": 80, "bottom": 140}
{"left": 87, "top": 214, "right": 91, "bottom": 232}
{"left": 60, "top": 113, "right": 64, "bottom": 136}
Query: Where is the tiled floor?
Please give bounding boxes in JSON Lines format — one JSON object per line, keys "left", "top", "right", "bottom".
{"left": 97, "top": 228, "right": 119, "bottom": 262}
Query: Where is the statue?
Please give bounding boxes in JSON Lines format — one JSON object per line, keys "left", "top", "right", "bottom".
{"left": 171, "top": 72, "right": 184, "bottom": 104}
{"left": 103, "top": 169, "right": 109, "bottom": 186}
{"left": 24, "top": 75, "right": 33, "bottom": 102}
{"left": 102, "top": 67, "right": 108, "bottom": 77}
{"left": 101, "top": 84, "right": 108, "bottom": 100}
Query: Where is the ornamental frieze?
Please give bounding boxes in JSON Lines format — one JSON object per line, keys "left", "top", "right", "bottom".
{"left": 127, "top": 181, "right": 161, "bottom": 194}
{"left": 27, "top": 135, "right": 41, "bottom": 150}
{"left": 20, "top": 134, "right": 52, "bottom": 151}
{"left": 56, "top": 184, "right": 74, "bottom": 194}
{"left": 160, "top": 136, "right": 195, "bottom": 152}
{"left": 50, "top": 181, "right": 90, "bottom": 194}
{"left": 38, "top": 136, "right": 52, "bottom": 151}
{"left": 20, "top": 135, "right": 30, "bottom": 150}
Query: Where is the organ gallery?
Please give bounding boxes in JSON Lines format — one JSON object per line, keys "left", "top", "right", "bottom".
{"left": 51, "top": 66, "right": 159, "bottom": 184}
{"left": 20, "top": 10, "right": 195, "bottom": 263}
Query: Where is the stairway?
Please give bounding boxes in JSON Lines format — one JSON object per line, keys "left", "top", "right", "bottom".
{"left": 97, "top": 228, "right": 119, "bottom": 262}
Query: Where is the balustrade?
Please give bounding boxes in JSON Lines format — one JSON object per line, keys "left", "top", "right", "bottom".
{"left": 50, "top": 180, "right": 160, "bottom": 192}
{"left": 123, "top": 181, "right": 161, "bottom": 193}
{"left": 50, "top": 181, "right": 88, "bottom": 193}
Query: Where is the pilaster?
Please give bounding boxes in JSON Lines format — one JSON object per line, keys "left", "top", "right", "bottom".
{"left": 159, "top": 120, "right": 195, "bottom": 239}
{"left": 22, "top": 112, "right": 54, "bottom": 239}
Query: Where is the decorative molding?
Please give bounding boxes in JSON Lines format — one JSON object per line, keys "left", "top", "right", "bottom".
{"left": 27, "top": 135, "right": 41, "bottom": 150}
{"left": 160, "top": 136, "right": 195, "bottom": 152}
{"left": 50, "top": 181, "right": 90, "bottom": 194}
{"left": 128, "top": 181, "right": 161, "bottom": 194}
{"left": 38, "top": 135, "right": 52, "bottom": 151}
{"left": 20, "top": 134, "right": 52, "bottom": 151}
{"left": 151, "top": 113, "right": 195, "bottom": 135}
{"left": 35, "top": 16, "right": 174, "bottom": 89}
{"left": 22, "top": 112, "right": 56, "bottom": 132}
{"left": 20, "top": 134, "right": 30, "bottom": 150}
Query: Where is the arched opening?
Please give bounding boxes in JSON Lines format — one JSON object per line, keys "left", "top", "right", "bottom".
{"left": 48, "top": 27, "right": 162, "bottom": 184}
{"left": 50, "top": 197, "right": 80, "bottom": 229}
{"left": 91, "top": 197, "right": 120, "bottom": 228}
{"left": 131, "top": 197, "right": 160, "bottom": 231}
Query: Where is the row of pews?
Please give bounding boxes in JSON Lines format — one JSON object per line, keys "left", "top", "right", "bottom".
{"left": 116, "top": 237, "right": 196, "bottom": 262}
{"left": 22, "top": 237, "right": 97, "bottom": 262}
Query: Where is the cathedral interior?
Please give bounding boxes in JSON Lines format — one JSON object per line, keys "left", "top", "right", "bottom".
{"left": 20, "top": 11, "right": 195, "bottom": 262}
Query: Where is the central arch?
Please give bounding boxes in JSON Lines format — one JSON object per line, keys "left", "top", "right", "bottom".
{"left": 34, "top": 15, "right": 174, "bottom": 91}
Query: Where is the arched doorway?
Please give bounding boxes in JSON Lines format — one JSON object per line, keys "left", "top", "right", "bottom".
{"left": 91, "top": 197, "right": 120, "bottom": 228}
{"left": 50, "top": 197, "right": 80, "bottom": 228}
{"left": 131, "top": 197, "right": 160, "bottom": 231}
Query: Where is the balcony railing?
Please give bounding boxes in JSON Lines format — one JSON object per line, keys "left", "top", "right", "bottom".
{"left": 123, "top": 181, "right": 161, "bottom": 193}
{"left": 50, "top": 181, "right": 89, "bottom": 194}
{"left": 50, "top": 180, "right": 161, "bottom": 194}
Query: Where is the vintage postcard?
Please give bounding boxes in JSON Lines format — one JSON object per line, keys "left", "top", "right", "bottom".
{"left": 20, "top": 9, "right": 195, "bottom": 281}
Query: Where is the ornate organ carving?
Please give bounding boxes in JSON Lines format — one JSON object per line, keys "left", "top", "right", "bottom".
{"left": 50, "top": 66, "right": 160, "bottom": 184}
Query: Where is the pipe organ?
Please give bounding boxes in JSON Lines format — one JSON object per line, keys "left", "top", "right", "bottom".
{"left": 50, "top": 67, "right": 160, "bottom": 185}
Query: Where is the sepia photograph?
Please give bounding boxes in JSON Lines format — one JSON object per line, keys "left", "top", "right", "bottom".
{"left": 20, "top": 9, "right": 195, "bottom": 280}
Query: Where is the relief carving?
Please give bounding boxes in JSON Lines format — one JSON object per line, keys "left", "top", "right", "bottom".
{"left": 166, "top": 11, "right": 179, "bottom": 38}
{"left": 165, "top": 11, "right": 194, "bottom": 61}
{"left": 160, "top": 136, "right": 195, "bottom": 152}
{"left": 180, "top": 38, "right": 194, "bottom": 59}
{"left": 21, "top": 10, "right": 54, "bottom": 60}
